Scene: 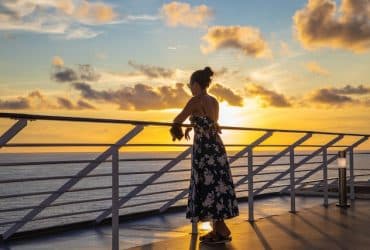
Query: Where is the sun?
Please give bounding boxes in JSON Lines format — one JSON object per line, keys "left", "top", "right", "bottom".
{"left": 218, "top": 99, "right": 258, "bottom": 127}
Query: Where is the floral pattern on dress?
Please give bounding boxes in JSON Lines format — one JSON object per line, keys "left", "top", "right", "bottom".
{"left": 185, "top": 115, "right": 239, "bottom": 223}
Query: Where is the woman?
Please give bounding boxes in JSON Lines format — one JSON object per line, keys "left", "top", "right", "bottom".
{"left": 170, "top": 66, "right": 239, "bottom": 244}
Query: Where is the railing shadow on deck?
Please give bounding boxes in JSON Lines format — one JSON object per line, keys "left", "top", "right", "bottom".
{"left": 0, "top": 112, "right": 369, "bottom": 250}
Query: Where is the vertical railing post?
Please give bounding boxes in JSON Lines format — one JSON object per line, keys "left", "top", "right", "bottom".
{"left": 248, "top": 147, "right": 254, "bottom": 222}
{"left": 323, "top": 148, "right": 328, "bottom": 207}
{"left": 190, "top": 144, "right": 198, "bottom": 234}
{"left": 112, "top": 146, "right": 119, "bottom": 250}
{"left": 289, "top": 147, "right": 296, "bottom": 213}
{"left": 348, "top": 148, "right": 355, "bottom": 200}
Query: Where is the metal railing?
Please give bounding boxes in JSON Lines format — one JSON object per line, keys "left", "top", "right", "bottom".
{"left": 0, "top": 112, "right": 369, "bottom": 249}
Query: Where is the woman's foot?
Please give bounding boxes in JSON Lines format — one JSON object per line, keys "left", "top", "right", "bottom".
{"left": 199, "top": 230, "right": 216, "bottom": 241}
{"left": 201, "top": 231, "right": 232, "bottom": 244}
{"left": 213, "top": 221, "right": 231, "bottom": 238}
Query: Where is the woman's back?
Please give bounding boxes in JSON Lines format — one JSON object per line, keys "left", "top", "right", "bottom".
{"left": 192, "top": 94, "right": 218, "bottom": 122}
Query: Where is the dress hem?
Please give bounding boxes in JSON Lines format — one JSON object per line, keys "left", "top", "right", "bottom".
{"left": 186, "top": 213, "right": 239, "bottom": 223}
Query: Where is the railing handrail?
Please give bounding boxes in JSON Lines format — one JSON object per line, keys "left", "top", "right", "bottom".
{"left": 1, "top": 112, "right": 369, "bottom": 137}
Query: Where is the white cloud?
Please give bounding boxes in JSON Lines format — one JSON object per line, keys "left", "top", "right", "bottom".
{"left": 52, "top": 56, "right": 64, "bottom": 67}
{"left": 305, "top": 61, "right": 330, "bottom": 76}
{"left": 0, "top": 0, "right": 119, "bottom": 39}
{"left": 160, "top": 1, "right": 212, "bottom": 28}
{"left": 201, "top": 26, "right": 272, "bottom": 58}
{"left": 293, "top": 0, "right": 370, "bottom": 52}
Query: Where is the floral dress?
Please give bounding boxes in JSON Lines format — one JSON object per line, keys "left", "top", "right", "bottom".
{"left": 185, "top": 114, "right": 239, "bottom": 223}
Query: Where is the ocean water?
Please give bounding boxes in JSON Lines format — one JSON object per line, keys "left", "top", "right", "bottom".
{"left": 0, "top": 150, "right": 369, "bottom": 234}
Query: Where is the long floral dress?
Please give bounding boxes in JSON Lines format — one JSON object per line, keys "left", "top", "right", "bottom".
{"left": 185, "top": 114, "right": 239, "bottom": 223}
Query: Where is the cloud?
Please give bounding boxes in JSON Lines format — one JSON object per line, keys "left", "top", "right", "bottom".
{"left": 305, "top": 61, "right": 330, "bottom": 76}
{"left": 303, "top": 83, "right": 370, "bottom": 107}
{"left": 363, "top": 98, "right": 370, "bottom": 106}
{"left": 293, "top": 0, "right": 370, "bottom": 52}
{"left": 306, "top": 87, "right": 356, "bottom": 106}
{"left": 0, "top": 97, "right": 30, "bottom": 109}
{"left": 27, "top": 90, "right": 58, "bottom": 109}
{"left": 76, "top": 99, "right": 96, "bottom": 109}
{"left": 213, "top": 67, "right": 228, "bottom": 76}
{"left": 52, "top": 56, "right": 64, "bottom": 67}
{"left": 0, "top": 0, "right": 119, "bottom": 39}
{"left": 160, "top": 1, "right": 212, "bottom": 28}
{"left": 56, "top": 96, "right": 96, "bottom": 110}
{"left": 201, "top": 25, "right": 272, "bottom": 58}
{"left": 72, "top": 0, "right": 118, "bottom": 25}
{"left": 72, "top": 82, "right": 192, "bottom": 111}
{"left": 208, "top": 83, "right": 244, "bottom": 106}
{"left": 125, "top": 14, "right": 160, "bottom": 21}
{"left": 244, "top": 83, "right": 292, "bottom": 107}
{"left": 330, "top": 84, "right": 370, "bottom": 95}
{"left": 64, "top": 26, "right": 101, "bottom": 39}
{"left": 52, "top": 64, "right": 100, "bottom": 83}
{"left": 0, "top": 90, "right": 95, "bottom": 110}
{"left": 128, "top": 60, "right": 175, "bottom": 79}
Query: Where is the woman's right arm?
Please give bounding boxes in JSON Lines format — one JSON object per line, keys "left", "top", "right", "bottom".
{"left": 214, "top": 99, "right": 222, "bottom": 134}
{"left": 173, "top": 97, "right": 196, "bottom": 124}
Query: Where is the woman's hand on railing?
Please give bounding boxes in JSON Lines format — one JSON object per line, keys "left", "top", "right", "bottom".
{"left": 170, "top": 123, "right": 184, "bottom": 141}
{"left": 215, "top": 122, "right": 222, "bottom": 134}
{"left": 185, "top": 127, "right": 192, "bottom": 141}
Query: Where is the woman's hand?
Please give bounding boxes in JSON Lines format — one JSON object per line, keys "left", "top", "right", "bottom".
{"left": 185, "top": 127, "right": 192, "bottom": 141}
{"left": 215, "top": 122, "right": 222, "bottom": 134}
{"left": 170, "top": 123, "right": 184, "bottom": 141}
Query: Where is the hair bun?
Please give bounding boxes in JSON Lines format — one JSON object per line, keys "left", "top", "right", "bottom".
{"left": 203, "top": 66, "right": 214, "bottom": 77}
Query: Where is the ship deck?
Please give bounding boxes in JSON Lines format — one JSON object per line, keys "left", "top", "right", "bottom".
{"left": 2, "top": 196, "right": 369, "bottom": 250}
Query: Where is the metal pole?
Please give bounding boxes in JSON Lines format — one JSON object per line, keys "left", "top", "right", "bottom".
{"left": 112, "top": 147, "right": 119, "bottom": 250}
{"left": 248, "top": 148, "right": 254, "bottom": 222}
{"left": 190, "top": 145, "right": 198, "bottom": 235}
{"left": 289, "top": 147, "right": 296, "bottom": 213}
{"left": 337, "top": 150, "right": 349, "bottom": 208}
{"left": 349, "top": 148, "right": 355, "bottom": 200}
{"left": 336, "top": 168, "right": 349, "bottom": 207}
{"left": 191, "top": 222, "right": 198, "bottom": 235}
{"left": 323, "top": 148, "right": 328, "bottom": 207}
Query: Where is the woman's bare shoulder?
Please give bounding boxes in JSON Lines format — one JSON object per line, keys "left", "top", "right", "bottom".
{"left": 208, "top": 95, "right": 218, "bottom": 104}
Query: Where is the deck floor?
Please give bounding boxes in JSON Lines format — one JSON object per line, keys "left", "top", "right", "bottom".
{"left": 1, "top": 196, "right": 369, "bottom": 250}
{"left": 129, "top": 199, "right": 370, "bottom": 250}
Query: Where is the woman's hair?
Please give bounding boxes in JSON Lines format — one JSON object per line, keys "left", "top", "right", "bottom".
{"left": 190, "top": 66, "right": 214, "bottom": 89}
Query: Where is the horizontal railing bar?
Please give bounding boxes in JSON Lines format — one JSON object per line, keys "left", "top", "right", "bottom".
{"left": 236, "top": 183, "right": 293, "bottom": 193}
{"left": 0, "top": 152, "right": 364, "bottom": 168}
{"left": 0, "top": 167, "right": 202, "bottom": 183}
{"left": 2, "top": 143, "right": 254, "bottom": 147}
{"left": 0, "top": 158, "right": 186, "bottom": 167}
{"left": 0, "top": 173, "right": 116, "bottom": 184}
{"left": 0, "top": 164, "right": 331, "bottom": 184}
{"left": 0, "top": 184, "right": 140, "bottom": 199}
{"left": 1, "top": 143, "right": 360, "bottom": 148}
{"left": 120, "top": 198, "right": 177, "bottom": 209}
{"left": 0, "top": 179, "right": 192, "bottom": 199}
{"left": 0, "top": 161, "right": 352, "bottom": 184}
{"left": 353, "top": 173, "right": 370, "bottom": 177}
{"left": 1, "top": 112, "right": 369, "bottom": 136}
{"left": 0, "top": 188, "right": 187, "bottom": 213}
{"left": 254, "top": 169, "right": 315, "bottom": 176}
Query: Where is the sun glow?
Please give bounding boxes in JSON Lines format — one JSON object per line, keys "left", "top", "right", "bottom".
{"left": 218, "top": 99, "right": 259, "bottom": 127}
{"left": 199, "top": 221, "right": 213, "bottom": 231}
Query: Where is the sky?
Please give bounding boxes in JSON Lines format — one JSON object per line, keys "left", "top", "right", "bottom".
{"left": 0, "top": 0, "right": 369, "bottom": 152}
